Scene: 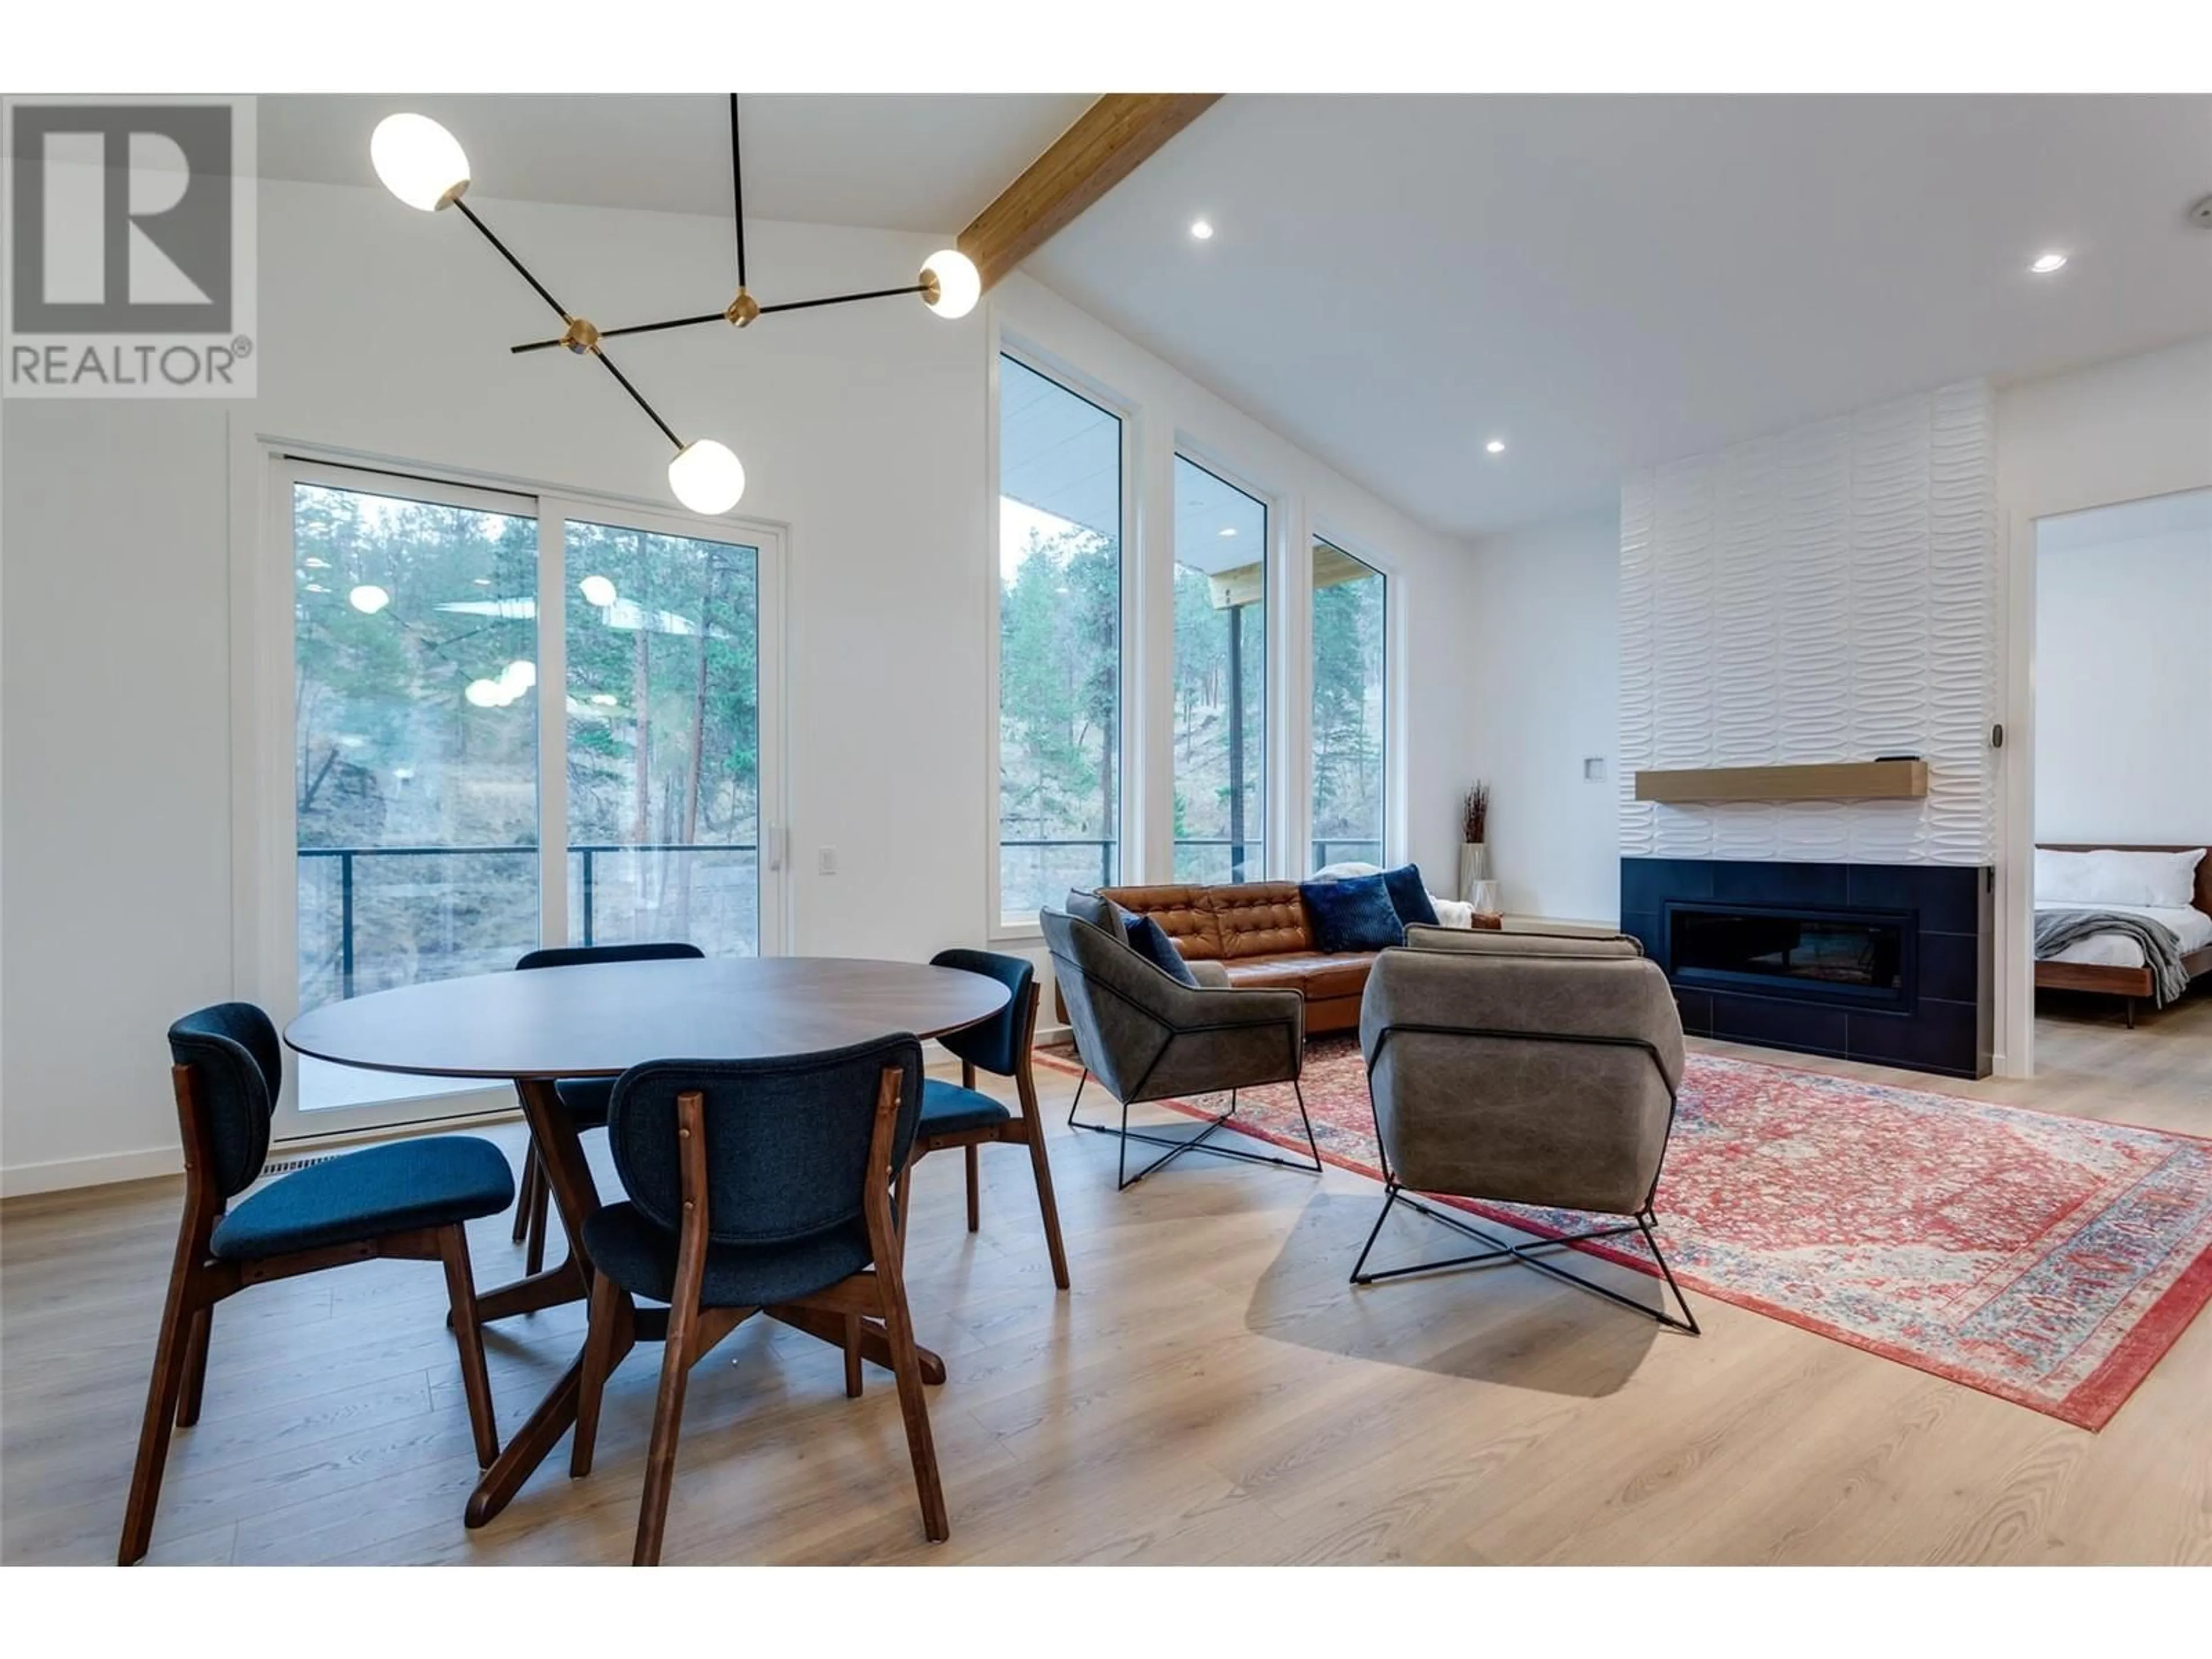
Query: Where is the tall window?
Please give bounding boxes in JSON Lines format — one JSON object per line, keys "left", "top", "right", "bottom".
{"left": 1309, "top": 539, "right": 1387, "bottom": 871}
{"left": 564, "top": 522, "right": 761, "bottom": 956}
{"left": 996, "top": 355, "right": 1123, "bottom": 926}
{"left": 1173, "top": 456, "right": 1267, "bottom": 882}
{"left": 289, "top": 467, "right": 777, "bottom": 1121}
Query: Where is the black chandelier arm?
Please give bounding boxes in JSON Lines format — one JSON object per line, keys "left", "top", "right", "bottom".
{"left": 589, "top": 347, "right": 684, "bottom": 451}
{"left": 758, "top": 281, "right": 930, "bottom": 316}
{"left": 510, "top": 311, "right": 726, "bottom": 354}
{"left": 507, "top": 281, "right": 932, "bottom": 355}
{"left": 730, "top": 92, "right": 747, "bottom": 292}
{"left": 452, "top": 199, "right": 571, "bottom": 325}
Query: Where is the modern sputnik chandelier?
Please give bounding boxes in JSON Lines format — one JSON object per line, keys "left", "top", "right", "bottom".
{"left": 369, "top": 96, "right": 982, "bottom": 514}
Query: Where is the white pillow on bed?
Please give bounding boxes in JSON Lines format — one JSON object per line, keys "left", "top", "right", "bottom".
{"left": 2035, "top": 847, "right": 2205, "bottom": 910}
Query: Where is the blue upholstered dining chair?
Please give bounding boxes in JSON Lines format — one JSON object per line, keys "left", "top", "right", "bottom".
{"left": 893, "top": 948, "right": 1069, "bottom": 1289}
{"left": 120, "top": 1002, "right": 515, "bottom": 1565}
{"left": 567, "top": 1034, "right": 944, "bottom": 1566}
{"left": 509, "top": 941, "right": 705, "bottom": 1273}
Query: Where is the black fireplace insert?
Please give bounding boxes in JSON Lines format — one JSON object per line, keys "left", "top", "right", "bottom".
{"left": 1666, "top": 902, "right": 1913, "bottom": 1009}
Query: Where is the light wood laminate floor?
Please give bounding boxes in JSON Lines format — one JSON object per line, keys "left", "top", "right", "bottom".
{"left": 4, "top": 993, "right": 2209, "bottom": 1566}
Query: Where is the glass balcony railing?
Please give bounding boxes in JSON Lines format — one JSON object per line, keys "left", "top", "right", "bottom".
{"left": 297, "top": 843, "right": 759, "bottom": 1006}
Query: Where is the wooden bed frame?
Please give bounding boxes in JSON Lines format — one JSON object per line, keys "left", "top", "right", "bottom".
{"left": 2033, "top": 843, "right": 2212, "bottom": 1027}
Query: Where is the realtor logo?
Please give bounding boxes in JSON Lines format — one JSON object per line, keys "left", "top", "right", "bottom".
{"left": 4, "top": 95, "right": 257, "bottom": 397}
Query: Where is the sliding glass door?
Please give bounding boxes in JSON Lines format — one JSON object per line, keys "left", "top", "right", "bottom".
{"left": 279, "top": 461, "right": 782, "bottom": 1133}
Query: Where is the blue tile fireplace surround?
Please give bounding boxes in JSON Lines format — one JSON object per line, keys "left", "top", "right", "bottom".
{"left": 1620, "top": 858, "right": 1994, "bottom": 1079}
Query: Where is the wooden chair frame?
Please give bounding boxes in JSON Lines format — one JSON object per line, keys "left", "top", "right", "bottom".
{"left": 569, "top": 1063, "right": 947, "bottom": 1566}
{"left": 120, "top": 1062, "right": 500, "bottom": 1566}
{"left": 894, "top": 982, "right": 1070, "bottom": 1291}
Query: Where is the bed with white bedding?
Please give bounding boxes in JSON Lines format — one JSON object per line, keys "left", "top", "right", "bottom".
{"left": 2033, "top": 844, "right": 2212, "bottom": 1024}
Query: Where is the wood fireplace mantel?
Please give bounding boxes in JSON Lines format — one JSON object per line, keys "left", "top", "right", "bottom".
{"left": 1633, "top": 760, "right": 1929, "bottom": 804}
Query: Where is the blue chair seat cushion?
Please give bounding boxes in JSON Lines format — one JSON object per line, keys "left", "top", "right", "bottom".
{"left": 552, "top": 1076, "right": 615, "bottom": 1127}
{"left": 918, "top": 1078, "right": 1014, "bottom": 1139}
{"left": 210, "top": 1135, "right": 516, "bottom": 1261}
{"left": 581, "top": 1203, "right": 876, "bottom": 1308}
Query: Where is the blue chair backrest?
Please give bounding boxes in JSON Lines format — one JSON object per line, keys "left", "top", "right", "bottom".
{"left": 928, "top": 948, "right": 1033, "bottom": 1078}
{"left": 167, "top": 1002, "right": 283, "bottom": 1200}
{"left": 517, "top": 941, "right": 704, "bottom": 972}
{"left": 605, "top": 1035, "right": 925, "bottom": 1245}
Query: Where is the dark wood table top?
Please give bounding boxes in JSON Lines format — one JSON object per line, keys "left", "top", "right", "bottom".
{"left": 283, "top": 956, "right": 1012, "bottom": 1080}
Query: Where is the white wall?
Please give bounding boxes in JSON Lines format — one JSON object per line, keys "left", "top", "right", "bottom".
{"left": 2034, "top": 517, "right": 2212, "bottom": 843}
{"left": 0, "top": 177, "right": 1478, "bottom": 1192}
{"left": 1619, "top": 380, "right": 2000, "bottom": 868}
{"left": 1461, "top": 510, "right": 1620, "bottom": 922}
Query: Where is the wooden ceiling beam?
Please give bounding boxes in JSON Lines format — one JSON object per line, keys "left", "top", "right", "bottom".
{"left": 959, "top": 94, "right": 1222, "bottom": 293}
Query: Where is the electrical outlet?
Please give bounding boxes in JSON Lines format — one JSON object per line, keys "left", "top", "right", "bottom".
{"left": 1584, "top": 756, "right": 1607, "bottom": 782}
{"left": 817, "top": 846, "right": 838, "bottom": 876}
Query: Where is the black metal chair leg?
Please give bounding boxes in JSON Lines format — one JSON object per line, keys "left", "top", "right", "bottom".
{"left": 1067, "top": 1069, "right": 1090, "bottom": 1128}
{"left": 1350, "top": 1187, "right": 1699, "bottom": 1334}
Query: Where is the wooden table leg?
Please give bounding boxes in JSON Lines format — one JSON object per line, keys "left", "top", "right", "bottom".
{"left": 767, "top": 1304, "right": 946, "bottom": 1386}
{"left": 465, "top": 1075, "right": 626, "bottom": 1528}
{"left": 473, "top": 1077, "right": 603, "bottom": 1323}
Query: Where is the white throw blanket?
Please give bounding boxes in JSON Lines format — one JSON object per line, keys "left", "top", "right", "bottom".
{"left": 1309, "top": 862, "right": 1475, "bottom": 929}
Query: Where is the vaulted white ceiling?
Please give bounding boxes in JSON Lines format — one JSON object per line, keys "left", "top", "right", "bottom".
{"left": 1028, "top": 95, "right": 2212, "bottom": 539}
{"left": 257, "top": 94, "right": 1091, "bottom": 233}
{"left": 257, "top": 94, "right": 2212, "bottom": 544}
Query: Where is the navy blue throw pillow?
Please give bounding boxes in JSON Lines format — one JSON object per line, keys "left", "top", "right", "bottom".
{"left": 1124, "top": 914, "right": 1200, "bottom": 986}
{"left": 1380, "top": 863, "right": 1439, "bottom": 929}
{"left": 1299, "top": 873, "right": 1405, "bottom": 952}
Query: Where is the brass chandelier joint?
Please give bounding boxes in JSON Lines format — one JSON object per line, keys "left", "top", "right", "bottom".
{"left": 725, "top": 287, "right": 761, "bottom": 328}
{"left": 559, "top": 315, "right": 602, "bottom": 355}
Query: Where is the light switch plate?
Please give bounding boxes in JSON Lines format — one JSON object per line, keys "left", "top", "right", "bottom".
{"left": 1584, "top": 757, "right": 1607, "bottom": 782}
{"left": 817, "top": 847, "right": 838, "bottom": 876}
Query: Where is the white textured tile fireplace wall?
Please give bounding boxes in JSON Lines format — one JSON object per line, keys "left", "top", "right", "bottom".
{"left": 1618, "top": 380, "right": 1999, "bottom": 866}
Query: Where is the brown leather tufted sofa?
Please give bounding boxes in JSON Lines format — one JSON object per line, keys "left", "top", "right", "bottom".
{"left": 1088, "top": 882, "right": 1498, "bottom": 1036}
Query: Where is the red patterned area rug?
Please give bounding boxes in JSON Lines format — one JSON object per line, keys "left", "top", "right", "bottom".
{"left": 1036, "top": 1037, "right": 2212, "bottom": 1429}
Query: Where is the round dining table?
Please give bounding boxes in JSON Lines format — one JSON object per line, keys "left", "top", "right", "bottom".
{"left": 284, "top": 955, "right": 1011, "bottom": 1529}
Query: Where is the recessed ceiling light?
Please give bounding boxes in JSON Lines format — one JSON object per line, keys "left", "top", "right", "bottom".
{"left": 1218, "top": 526, "right": 1238, "bottom": 537}
{"left": 1190, "top": 219, "right": 1214, "bottom": 241}
{"left": 2029, "top": 251, "right": 2069, "bottom": 274}
{"left": 1485, "top": 439, "right": 1506, "bottom": 455}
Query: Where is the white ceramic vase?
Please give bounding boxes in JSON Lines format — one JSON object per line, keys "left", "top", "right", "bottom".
{"left": 1458, "top": 842, "right": 1489, "bottom": 903}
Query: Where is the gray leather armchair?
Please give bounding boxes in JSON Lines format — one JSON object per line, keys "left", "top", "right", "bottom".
{"left": 1043, "top": 897, "right": 1320, "bottom": 1190}
{"left": 1351, "top": 926, "right": 1698, "bottom": 1331}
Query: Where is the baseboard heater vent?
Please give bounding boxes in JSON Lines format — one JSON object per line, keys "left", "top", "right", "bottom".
{"left": 255, "top": 1153, "right": 346, "bottom": 1181}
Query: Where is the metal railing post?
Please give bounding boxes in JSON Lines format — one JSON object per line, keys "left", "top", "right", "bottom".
{"left": 581, "top": 847, "right": 596, "bottom": 947}
{"left": 339, "top": 850, "right": 355, "bottom": 1001}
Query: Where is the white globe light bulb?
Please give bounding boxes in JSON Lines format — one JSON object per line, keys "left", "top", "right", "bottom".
{"left": 464, "top": 678, "right": 502, "bottom": 708}
{"left": 347, "top": 584, "right": 391, "bottom": 614}
{"left": 502, "top": 660, "right": 536, "bottom": 692}
{"left": 578, "top": 574, "right": 618, "bottom": 608}
{"left": 921, "top": 250, "right": 980, "bottom": 320}
{"left": 667, "top": 440, "right": 746, "bottom": 514}
{"left": 371, "top": 113, "right": 471, "bottom": 211}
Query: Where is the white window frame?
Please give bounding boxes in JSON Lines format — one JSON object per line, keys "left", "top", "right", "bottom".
{"left": 986, "top": 335, "right": 1138, "bottom": 942}
{"left": 235, "top": 442, "right": 789, "bottom": 1143}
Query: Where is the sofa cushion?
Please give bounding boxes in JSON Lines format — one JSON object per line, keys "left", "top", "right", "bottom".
{"left": 1224, "top": 952, "right": 1376, "bottom": 1001}
{"left": 1098, "top": 885, "right": 1226, "bottom": 960}
{"left": 1380, "top": 863, "right": 1440, "bottom": 929}
{"left": 1301, "top": 873, "right": 1406, "bottom": 952}
{"left": 1207, "top": 882, "right": 1314, "bottom": 960}
{"left": 1125, "top": 914, "right": 1201, "bottom": 986}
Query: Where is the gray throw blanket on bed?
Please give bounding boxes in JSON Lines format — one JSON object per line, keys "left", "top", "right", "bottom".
{"left": 2033, "top": 908, "right": 2192, "bottom": 1006}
